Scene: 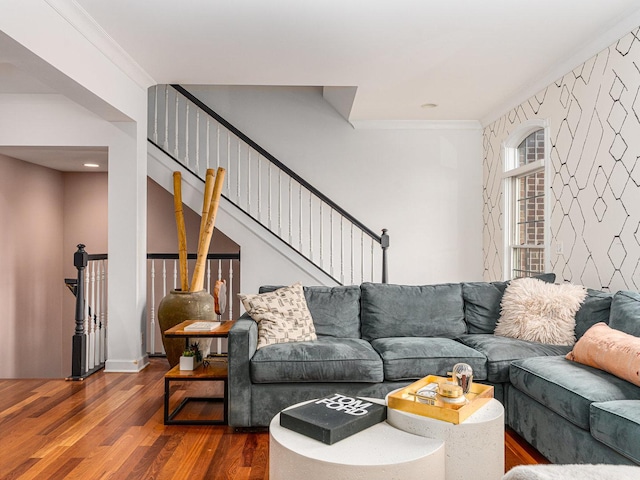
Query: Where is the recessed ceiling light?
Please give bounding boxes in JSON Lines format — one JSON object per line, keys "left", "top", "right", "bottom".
{"left": 84, "top": 163, "right": 100, "bottom": 168}
{"left": 421, "top": 103, "right": 438, "bottom": 109}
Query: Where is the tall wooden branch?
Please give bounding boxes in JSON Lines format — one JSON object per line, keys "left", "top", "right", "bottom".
{"left": 191, "top": 167, "right": 226, "bottom": 292}
{"left": 198, "top": 169, "right": 216, "bottom": 257}
{"left": 173, "top": 172, "right": 189, "bottom": 292}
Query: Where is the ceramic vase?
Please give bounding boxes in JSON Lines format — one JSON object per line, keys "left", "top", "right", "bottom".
{"left": 157, "top": 289, "right": 215, "bottom": 367}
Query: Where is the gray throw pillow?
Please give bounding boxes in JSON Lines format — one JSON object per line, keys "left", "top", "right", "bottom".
{"left": 609, "top": 290, "right": 640, "bottom": 337}
{"left": 303, "top": 285, "right": 361, "bottom": 338}
{"left": 462, "top": 281, "right": 508, "bottom": 334}
{"left": 574, "top": 289, "right": 613, "bottom": 339}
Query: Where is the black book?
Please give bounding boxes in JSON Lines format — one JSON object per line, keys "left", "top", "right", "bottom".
{"left": 279, "top": 393, "right": 387, "bottom": 444}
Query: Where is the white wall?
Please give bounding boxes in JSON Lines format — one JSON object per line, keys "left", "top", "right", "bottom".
{"left": 1, "top": 2, "right": 151, "bottom": 373}
{"left": 483, "top": 26, "right": 640, "bottom": 292}
{"left": 183, "top": 86, "right": 483, "bottom": 285}
{"left": 0, "top": 94, "right": 143, "bottom": 377}
{"left": 148, "top": 143, "right": 338, "bottom": 298}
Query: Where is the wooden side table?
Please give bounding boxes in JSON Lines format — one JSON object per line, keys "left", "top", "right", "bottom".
{"left": 163, "top": 320, "right": 235, "bottom": 425}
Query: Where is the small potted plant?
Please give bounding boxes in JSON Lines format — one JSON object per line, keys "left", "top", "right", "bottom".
{"left": 179, "top": 342, "right": 203, "bottom": 371}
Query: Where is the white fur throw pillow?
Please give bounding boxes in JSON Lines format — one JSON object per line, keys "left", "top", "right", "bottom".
{"left": 503, "top": 464, "right": 640, "bottom": 480}
{"left": 238, "top": 283, "right": 317, "bottom": 350}
{"left": 495, "top": 277, "right": 586, "bottom": 345}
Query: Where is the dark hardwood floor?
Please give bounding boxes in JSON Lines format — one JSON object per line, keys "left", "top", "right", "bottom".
{"left": 0, "top": 358, "right": 545, "bottom": 479}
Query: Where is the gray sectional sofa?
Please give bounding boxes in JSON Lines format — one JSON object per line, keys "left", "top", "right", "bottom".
{"left": 507, "top": 289, "right": 640, "bottom": 466}
{"left": 228, "top": 279, "right": 640, "bottom": 466}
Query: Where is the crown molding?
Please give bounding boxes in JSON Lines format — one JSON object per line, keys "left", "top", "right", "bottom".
{"left": 481, "top": 7, "right": 640, "bottom": 127}
{"left": 45, "top": 0, "right": 156, "bottom": 89}
{"left": 349, "top": 119, "right": 481, "bottom": 130}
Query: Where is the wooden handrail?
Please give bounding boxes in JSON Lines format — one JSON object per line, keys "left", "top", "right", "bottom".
{"left": 172, "top": 84, "right": 383, "bottom": 244}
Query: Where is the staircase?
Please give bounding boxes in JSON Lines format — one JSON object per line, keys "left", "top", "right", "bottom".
{"left": 147, "top": 85, "right": 388, "bottom": 286}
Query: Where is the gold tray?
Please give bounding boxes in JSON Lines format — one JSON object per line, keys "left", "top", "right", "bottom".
{"left": 387, "top": 375, "right": 494, "bottom": 424}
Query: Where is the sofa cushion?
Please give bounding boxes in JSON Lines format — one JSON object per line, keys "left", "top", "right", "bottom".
{"left": 609, "top": 290, "right": 640, "bottom": 337}
{"left": 370, "top": 337, "right": 487, "bottom": 381}
{"left": 462, "top": 281, "right": 508, "bottom": 334}
{"left": 361, "top": 282, "right": 466, "bottom": 341}
{"left": 510, "top": 356, "right": 640, "bottom": 430}
{"left": 250, "top": 337, "right": 383, "bottom": 383}
{"left": 566, "top": 322, "right": 640, "bottom": 387}
{"left": 303, "top": 285, "right": 361, "bottom": 338}
{"left": 532, "top": 272, "right": 558, "bottom": 284}
{"left": 590, "top": 400, "right": 640, "bottom": 464}
{"left": 258, "top": 285, "right": 361, "bottom": 338}
{"left": 456, "top": 334, "right": 572, "bottom": 383}
{"left": 575, "top": 289, "right": 613, "bottom": 339}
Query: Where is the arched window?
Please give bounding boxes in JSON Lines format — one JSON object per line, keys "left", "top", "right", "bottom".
{"left": 504, "top": 122, "right": 548, "bottom": 279}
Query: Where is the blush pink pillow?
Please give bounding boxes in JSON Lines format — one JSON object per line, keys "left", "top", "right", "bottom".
{"left": 566, "top": 322, "right": 640, "bottom": 387}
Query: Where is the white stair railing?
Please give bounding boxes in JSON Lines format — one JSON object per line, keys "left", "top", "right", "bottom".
{"left": 146, "top": 253, "right": 240, "bottom": 356}
{"left": 148, "top": 84, "right": 389, "bottom": 285}
{"left": 67, "top": 245, "right": 108, "bottom": 380}
{"left": 67, "top": 247, "right": 236, "bottom": 375}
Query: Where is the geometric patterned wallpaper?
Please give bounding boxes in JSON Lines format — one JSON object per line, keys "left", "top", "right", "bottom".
{"left": 483, "top": 26, "right": 640, "bottom": 292}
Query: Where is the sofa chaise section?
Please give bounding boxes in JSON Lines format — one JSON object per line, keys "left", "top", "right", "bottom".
{"left": 506, "top": 289, "right": 640, "bottom": 465}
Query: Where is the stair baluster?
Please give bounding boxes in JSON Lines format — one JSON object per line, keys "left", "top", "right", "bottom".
{"left": 148, "top": 84, "right": 390, "bottom": 285}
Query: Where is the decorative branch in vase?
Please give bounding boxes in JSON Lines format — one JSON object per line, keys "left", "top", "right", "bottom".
{"left": 158, "top": 167, "right": 226, "bottom": 368}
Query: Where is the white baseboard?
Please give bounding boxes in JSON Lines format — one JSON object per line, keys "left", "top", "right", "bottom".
{"left": 105, "top": 355, "right": 149, "bottom": 373}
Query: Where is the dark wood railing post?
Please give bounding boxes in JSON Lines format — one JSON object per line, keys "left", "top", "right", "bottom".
{"left": 381, "top": 229, "right": 390, "bottom": 283}
{"left": 71, "top": 244, "right": 88, "bottom": 379}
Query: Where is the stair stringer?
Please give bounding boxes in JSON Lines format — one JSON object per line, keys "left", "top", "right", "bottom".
{"left": 148, "top": 142, "right": 339, "bottom": 296}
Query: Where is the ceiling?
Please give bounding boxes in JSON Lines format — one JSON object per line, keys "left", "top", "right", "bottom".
{"left": 0, "top": 146, "right": 108, "bottom": 172}
{"left": 2, "top": 1, "right": 640, "bottom": 171}
{"left": 74, "top": 0, "right": 640, "bottom": 122}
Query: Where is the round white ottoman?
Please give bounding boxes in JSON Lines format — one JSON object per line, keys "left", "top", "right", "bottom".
{"left": 387, "top": 397, "right": 505, "bottom": 480}
{"left": 270, "top": 399, "right": 446, "bottom": 480}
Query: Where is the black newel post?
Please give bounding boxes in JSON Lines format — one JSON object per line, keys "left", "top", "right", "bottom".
{"left": 381, "top": 229, "right": 390, "bottom": 284}
{"left": 71, "top": 244, "right": 88, "bottom": 378}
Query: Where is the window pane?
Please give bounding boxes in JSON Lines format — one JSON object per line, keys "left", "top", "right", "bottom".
{"left": 512, "top": 247, "right": 545, "bottom": 278}
{"left": 515, "top": 169, "right": 544, "bottom": 247}
{"left": 511, "top": 129, "right": 545, "bottom": 278}
{"left": 516, "top": 129, "right": 545, "bottom": 167}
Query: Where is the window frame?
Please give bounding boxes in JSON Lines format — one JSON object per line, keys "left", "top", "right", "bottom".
{"left": 502, "top": 120, "right": 550, "bottom": 280}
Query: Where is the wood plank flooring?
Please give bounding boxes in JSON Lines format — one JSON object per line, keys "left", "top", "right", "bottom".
{"left": 0, "top": 358, "right": 545, "bottom": 479}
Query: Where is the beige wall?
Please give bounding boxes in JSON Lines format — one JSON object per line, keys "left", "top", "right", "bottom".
{"left": 147, "top": 178, "right": 239, "bottom": 254}
{"left": 0, "top": 154, "right": 65, "bottom": 378}
{"left": 61, "top": 172, "right": 109, "bottom": 371}
{"left": 1, "top": 160, "right": 239, "bottom": 378}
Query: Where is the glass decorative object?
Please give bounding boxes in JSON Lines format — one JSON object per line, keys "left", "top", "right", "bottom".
{"left": 451, "top": 363, "right": 474, "bottom": 394}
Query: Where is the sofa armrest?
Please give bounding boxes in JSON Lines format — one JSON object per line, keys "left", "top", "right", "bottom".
{"left": 228, "top": 314, "right": 258, "bottom": 427}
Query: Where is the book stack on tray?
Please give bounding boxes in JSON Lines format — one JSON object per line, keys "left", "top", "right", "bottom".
{"left": 280, "top": 393, "right": 387, "bottom": 444}
{"left": 183, "top": 321, "right": 221, "bottom": 331}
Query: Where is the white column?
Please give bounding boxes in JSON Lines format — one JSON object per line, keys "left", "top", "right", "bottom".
{"left": 105, "top": 119, "right": 149, "bottom": 373}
